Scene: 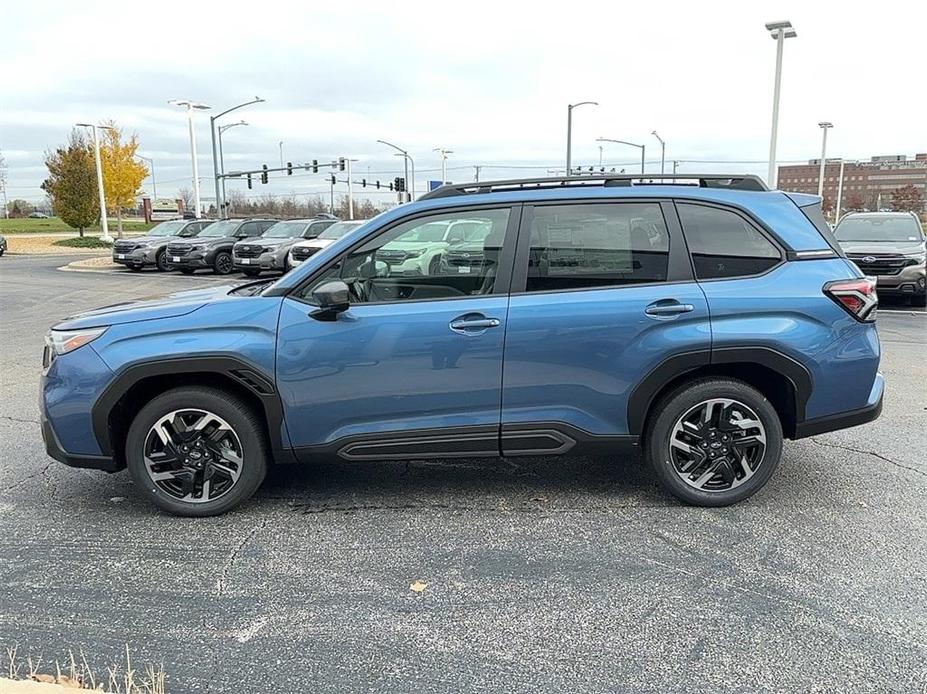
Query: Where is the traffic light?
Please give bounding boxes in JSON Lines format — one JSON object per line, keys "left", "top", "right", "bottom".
{"left": 330, "top": 174, "right": 336, "bottom": 185}
{"left": 247, "top": 174, "right": 252, "bottom": 189}
{"left": 261, "top": 164, "right": 268, "bottom": 184}
{"left": 287, "top": 162, "right": 293, "bottom": 176}
{"left": 312, "top": 159, "right": 318, "bottom": 173}
{"left": 375, "top": 180, "right": 380, "bottom": 189}
{"left": 338, "top": 157, "right": 346, "bottom": 172}
{"left": 389, "top": 181, "right": 394, "bottom": 191}
{"left": 394, "top": 177, "right": 405, "bottom": 193}
{"left": 361, "top": 178, "right": 366, "bottom": 188}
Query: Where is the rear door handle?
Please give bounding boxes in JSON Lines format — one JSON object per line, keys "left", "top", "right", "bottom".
{"left": 645, "top": 301, "right": 695, "bottom": 317}
{"left": 450, "top": 314, "right": 501, "bottom": 332}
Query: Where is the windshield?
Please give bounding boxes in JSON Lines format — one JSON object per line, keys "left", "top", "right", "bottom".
{"left": 197, "top": 221, "right": 240, "bottom": 237}
{"left": 148, "top": 221, "right": 187, "bottom": 237}
{"left": 262, "top": 221, "right": 308, "bottom": 238}
{"left": 318, "top": 221, "right": 364, "bottom": 240}
{"left": 835, "top": 216, "right": 924, "bottom": 243}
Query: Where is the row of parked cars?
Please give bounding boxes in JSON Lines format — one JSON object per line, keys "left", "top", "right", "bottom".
{"left": 111, "top": 214, "right": 367, "bottom": 276}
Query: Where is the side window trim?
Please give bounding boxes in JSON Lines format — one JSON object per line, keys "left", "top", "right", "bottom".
{"left": 673, "top": 200, "right": 786, "bottom": 282}
{"left": 287, "top": 203, "right": 522, "bottom": 306}
{"left": 509, "top": 199, "right": 692, "bottom": 295}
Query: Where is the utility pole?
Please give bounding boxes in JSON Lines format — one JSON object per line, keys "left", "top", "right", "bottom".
{"left": 207, "top": 97, "right": 264, "bottom": 217}
{"left": 278, "top": 141, "right": 284, "bottom": 168}
{"left": 765, "top": 21, "right": 797, "bottom": 188}
{"left": 474, "top": 165, "right": 482, "bottom": 182}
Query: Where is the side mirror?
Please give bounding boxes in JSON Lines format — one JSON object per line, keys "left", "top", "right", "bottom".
{"left": 310, "top": 280, "right": 351, "bottom": 321}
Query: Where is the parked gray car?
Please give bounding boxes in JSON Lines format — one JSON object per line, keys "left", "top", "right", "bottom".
{"left": 112, "top": 219, "right": 213, "bottom": 271}
{"left": 232, "top": 215, "right": 338, "bottom": 276}
{"left": 835, "top": 211, "right": 926, "bottom": 306}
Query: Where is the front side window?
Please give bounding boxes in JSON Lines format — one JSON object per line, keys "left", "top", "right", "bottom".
{"left": 263, "top": 221, "right": 308, "bottom": 238}
{"left": 294, "top": 208, "right": 511, "bottom": 304}
{"left": 677, "top": 203, "right": 780, "bottom": 279}
{"left": 524, "top": 203, "right": 670, "bottom": 292}
{"left": 197, "top": 220, "right": 240, "bottom": 237}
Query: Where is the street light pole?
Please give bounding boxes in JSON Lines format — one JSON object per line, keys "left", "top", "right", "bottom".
{"left": 834, "top": 159, "right": 846, "bottom": 224}
{"left": 169, "top": 100, "right": 212, "bottom": 218}
{"left": 76, "top": 122, "right": 115, "bottom": 242}
{"left": 596, "top": 138, "right": 645, "bottom": 174}
{"left": 433, "top": 147, "right": 453, "bottom": 184}
{"left": 346, "top": 157, "right": 354, "bottom": 220}
{"left": 651, "top": 131, "right": 665, "bottom": 174}
{"left": 765, "top": 21, "right": 797, "bottom": 188}
{"left": 377, "top": 139, "right": 414, "bottom": 202}
{"left": 135, "top": 154, "right": 156, "bottom": 202}
{"left": 217, "top": 121, "right": 248, "bottom": 217}
{"left": 206, "top": 97, "right": 264, "bottom": 218}
{"left": 817, "top": 121, "right": 833, "bottom": 198}
{"left": 566, "top": 101, "right": 598, "bottom": 176}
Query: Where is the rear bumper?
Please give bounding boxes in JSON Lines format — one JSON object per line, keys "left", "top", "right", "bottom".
{"left": 793, "top": 373, "right": 884, "bottom": 439}
{"left": 41, "top": 414, "right": 121, "bottom": 472}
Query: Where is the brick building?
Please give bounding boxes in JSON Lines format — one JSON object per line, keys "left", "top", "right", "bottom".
{"left": 777, "top": 153, "right": 927, "bottom": 214}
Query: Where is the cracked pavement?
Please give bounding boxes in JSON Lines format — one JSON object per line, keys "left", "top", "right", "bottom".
{"left": 1, "top": 254, "right": 925, "bottom": 693}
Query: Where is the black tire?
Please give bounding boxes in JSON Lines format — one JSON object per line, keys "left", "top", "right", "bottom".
{"left": 428, "top": 254, "right": 441, "bottom": 275}
{"left": 645, "top": 377, "right": 783, "bottom": 507}
{"left": 243, "top": 268, "right": 261, "bottom": 278}
{"left": 156, "top": 249, "right": 173, "bottom": 272}
{"left": 179, "top": 267, "right": 195, "bottom": 275}
{"left": 125, "top": 386, "right": 268, "bottom": 517}
{"left": 213, "top": 251, "right": 233, "bottom": 275}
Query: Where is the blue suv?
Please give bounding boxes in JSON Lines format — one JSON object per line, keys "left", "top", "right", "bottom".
{"left": 40, "top": 175, "right": 883, "bottom": 516}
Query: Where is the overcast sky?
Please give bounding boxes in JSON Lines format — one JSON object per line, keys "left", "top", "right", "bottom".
{"left": 2, "top": 0, "right": 925, "bottom": 206}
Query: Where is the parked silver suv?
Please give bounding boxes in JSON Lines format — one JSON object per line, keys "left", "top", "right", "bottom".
{"left": 232, "top": 215, "right": 338, "bottom": 276}
{"left": 835, "top": 211, "right": 926, "bottom": 307}
{"left": 112, "top": 219, "right": 213, "bottom": 271}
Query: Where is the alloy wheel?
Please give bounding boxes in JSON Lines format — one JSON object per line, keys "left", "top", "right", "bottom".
{"left": 143, "top": 408, "right": 243, "bottom": 503}
{"left": 215, "top": 253, "right": 233, "bottom": 274}
{"left": 668, "top": 398, "right": 767, "bottom": 492}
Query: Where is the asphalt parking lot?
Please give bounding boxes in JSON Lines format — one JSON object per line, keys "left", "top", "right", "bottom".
{"left": 1, "top": 254, "right": 925, "bottom": 693}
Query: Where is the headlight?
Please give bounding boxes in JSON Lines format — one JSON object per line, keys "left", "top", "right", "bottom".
{"left": 906, "top": 253, "right": 926, "bottom": 267}
{"left": 261, "top": 246, "right": 276, "bottom": 253}
{"left": 44, "top": 327, "right": 107, "bottom": 361}
{"left": 404, "top": 249, "right": 426, "bottom": 258}
{"left": 189, "top": 245, "right": 205, "bottom": 252}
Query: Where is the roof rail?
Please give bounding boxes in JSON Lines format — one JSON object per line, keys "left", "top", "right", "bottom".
{"left": 418, "top": 173, "right": 769, "bottom": 200}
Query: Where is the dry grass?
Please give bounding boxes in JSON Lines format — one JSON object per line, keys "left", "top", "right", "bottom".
{"left": 4, "top": 645, "right": 165, "bottom": 693}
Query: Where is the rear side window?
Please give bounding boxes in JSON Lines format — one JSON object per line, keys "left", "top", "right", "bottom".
{"left": 525, "top": 203, "right": 670, "bottom": 291}
{"left": 677, "top": 203, "right": 780, "bottom": 279}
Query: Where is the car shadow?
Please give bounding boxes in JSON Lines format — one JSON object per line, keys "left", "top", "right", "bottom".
{"left": 258, "top": 452, "right": 676, "bottom": 512}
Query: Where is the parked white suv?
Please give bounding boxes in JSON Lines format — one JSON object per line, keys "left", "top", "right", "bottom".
{"left": 287, "top": 220, "right": 368, "bottom": 269}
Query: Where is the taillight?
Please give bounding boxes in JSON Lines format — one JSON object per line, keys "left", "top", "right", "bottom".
{"left": 824, "top": 277, "right": 878, "bottom": 321}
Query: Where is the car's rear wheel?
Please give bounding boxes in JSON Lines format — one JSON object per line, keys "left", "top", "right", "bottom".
{"left": 213, "top": 251, "right": 233, "bottom": 275}
{"left": 125, "top": 387, "right": 268, "bottom": 516}
{"left": 645, "top": 378, "right": 782, "bottom": 506}
{"left": 156, "top": 249, "right": 173, "bottom": 272}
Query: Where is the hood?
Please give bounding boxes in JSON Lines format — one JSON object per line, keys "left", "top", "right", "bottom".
{"left": 236, "top": 237, "right": 294, "bottom": 249}
{"left": 294, "top": 238, "right": 336, "bottom": 250}
{"left": 840, "top": 241, "right": 926, "bottom": 256}
{"left": 54, "top": 284, "right": 239, "bottom": 330}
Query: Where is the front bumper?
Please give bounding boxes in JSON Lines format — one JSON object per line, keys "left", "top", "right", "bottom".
{"left": 112, "top": 247, "right": 156, "bottom": 266}
{"left": 234, "top": 251, "right": 282, "bottom": 271}
{"left": 41, "top": 414, "right": 120, "bottom": 472}
{"left": 873, "top": 265, "right": 926, "bottom": 295}
{"left": 171, "top": 253, "right": 210, "bottom": 268}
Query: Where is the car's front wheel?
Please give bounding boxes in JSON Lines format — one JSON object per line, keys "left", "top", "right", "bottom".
{"left": 645, "top": 378, "right": 782, "bottom": 506}
{"left": 213, "top": 251, "right": 233, "bottom": 275}
{"left": 156, "top": 249, "right": 174, "bottom": 272}
{"left": 125, "top": 387, "right": 268, "bottom": 516}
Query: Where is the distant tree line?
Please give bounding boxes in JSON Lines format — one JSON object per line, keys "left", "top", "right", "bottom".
{"left": 223, "top": 190, "right": 388, "bottom": 220}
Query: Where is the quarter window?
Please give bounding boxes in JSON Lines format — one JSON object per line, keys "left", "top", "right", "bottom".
{"left": 677, "top": 204, "right": 780, "bottom": 279}
{"left": 295, "top": 208, "right": 512, "bottom": 304}
{"left": 524, "top": 203, "right": 670, "bottom": 292}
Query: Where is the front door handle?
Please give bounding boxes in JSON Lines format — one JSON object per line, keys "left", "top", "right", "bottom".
{"left": 450, "top": 314, "right": 501, "bottom": 332}
{"left": 645, "top": 301, "right": 695, "bottom": 317}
